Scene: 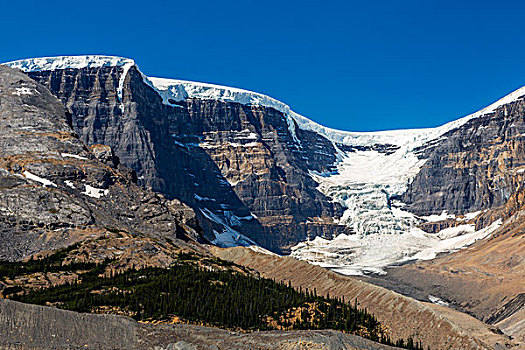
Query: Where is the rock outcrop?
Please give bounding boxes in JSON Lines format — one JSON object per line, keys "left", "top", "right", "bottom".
{"left": 404, "top": 96, "right": 525, "bottom": 216}
{"left": 0, "top": 64, "right": 202, "bottom": 263}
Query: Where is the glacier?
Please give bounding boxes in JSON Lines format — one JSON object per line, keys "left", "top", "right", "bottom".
{"left": 4, "top": 55, "right": 523, "bottom": 275}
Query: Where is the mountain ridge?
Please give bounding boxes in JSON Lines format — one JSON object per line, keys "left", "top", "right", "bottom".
{"left": 7, "top": 55, "right": 525, "bottom": 145}
{"left": 4, "top": 54, "right": 524, "bottom": 275}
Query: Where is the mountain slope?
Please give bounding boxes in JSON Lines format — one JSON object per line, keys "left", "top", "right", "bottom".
{"left": 0, "top": 298, "right": 403, "bottom": 350}
{"left": 2, "top": 55, "right": 524, "bottom": 346}
{"left": 0, "top": 64, "right": 202, "bottom": 266}
{"left": 212, "top": 246, "right": 516, "bottom": 350}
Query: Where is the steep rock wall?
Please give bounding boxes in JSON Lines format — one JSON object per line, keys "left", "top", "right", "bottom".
{"left": 28, "top": 66, "right": 347, "bottom": 252}
{"left": 404, "top": 97, "right": 525, "bottom": 216}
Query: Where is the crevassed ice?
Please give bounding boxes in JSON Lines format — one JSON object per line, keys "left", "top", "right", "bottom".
{"left": 291, "top": 220, "right": 501, "bottom": 275}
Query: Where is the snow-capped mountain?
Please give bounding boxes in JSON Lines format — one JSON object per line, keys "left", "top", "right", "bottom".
{"left": 5, "top": 55, "right": 525, "bottom": 275}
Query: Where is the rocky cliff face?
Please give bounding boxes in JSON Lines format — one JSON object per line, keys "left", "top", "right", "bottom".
{"left": 404, "top": 96, "right": 525, "bottom": 216}
{"left": 24, "top": 62, "right": 347, "bottom": 253}
{"left": 0, "top": 64, "right": 202, "bottom": 263}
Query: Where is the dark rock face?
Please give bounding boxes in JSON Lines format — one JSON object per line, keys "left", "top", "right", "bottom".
{"left": 0, "top": 65, "right": 201, "bottom": 261}
{"left": 28, "top": 66, "right": 347, "bottom": 252}
{"left": 404, "top": 97, "right": 525, "bottom": 216}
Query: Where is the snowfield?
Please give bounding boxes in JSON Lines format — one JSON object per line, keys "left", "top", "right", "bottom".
{"left": 5, "top": 55, "right": 521, "bottom": 275}
{"left": 290, "top": 220, "right": 501, "bottom": 275}
{"left": 5, "top": 55, "right": 135, "bottom": 72}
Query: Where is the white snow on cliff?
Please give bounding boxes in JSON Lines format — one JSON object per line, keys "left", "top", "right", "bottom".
{"left": 4, "top": 55, "right": 136, "bottom": 112}
{"left": 148, "top": 77, "right": 301, "bottom": 144}
{"left": 4, "top": 55, "right": 135, "bottom": 72}
{"left": 148, "top": 75, "right": 525, "bottom": 149}
{"left": 5, "top": 55, "right": 522, "bottom": 148}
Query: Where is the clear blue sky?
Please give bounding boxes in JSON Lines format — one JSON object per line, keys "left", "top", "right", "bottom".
{"left": 2, "top": 0, "right": 525, "bottom": 131}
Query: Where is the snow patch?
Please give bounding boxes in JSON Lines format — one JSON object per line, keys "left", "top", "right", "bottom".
{"left": 459, "top": 210, "right": 482, "bottom": 222}
{"left": 117, "top": 60, "right": 135, "bottom": 112}
{"left": 428, "top": 295, "right": 449, "bottom": 307}
{"left": 118, "top": 60, "right": 134, "bottom": 101}
{"left": 236, "top": 214, "right": 256, "bottom": 221}
{"left": 22, "top": 171, "right": 57, "bottom": 187}
{"left": 194, "top": 194, "right": 216, "bottom": 202}
{"left": 199, "top": 208, "right": 272, "bottom": 254}
{"left": 420, "top": 211, "right": 456, "bottom": 222}
{"left": 64, "top": 180, "right": 75, "bottom": 189}
{"left": 82, "top": 184, "right": 109, "bottom": 198}
{"left": 12, "top": 87, "right": 32, "bottom": 96}
{"left": 61, "top": 153, "right": 88, "bottom": 160}
{"left": 200, "top": 208, "right": 254, "bottom": 246}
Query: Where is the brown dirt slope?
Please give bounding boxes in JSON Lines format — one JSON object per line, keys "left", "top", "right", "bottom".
{"left": 211, "top": 246, "right": 517, "bottom": 350}
{"left": 374, "top": 208, "right": 525, "bottom": 346}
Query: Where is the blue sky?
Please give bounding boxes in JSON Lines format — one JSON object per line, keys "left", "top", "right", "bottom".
{"left": 2, "top": 0, "right": 525, "bottom": 131}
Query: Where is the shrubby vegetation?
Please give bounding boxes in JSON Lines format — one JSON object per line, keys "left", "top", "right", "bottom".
{"left": 0, "top": 244, "right": 97, "bottom": 279}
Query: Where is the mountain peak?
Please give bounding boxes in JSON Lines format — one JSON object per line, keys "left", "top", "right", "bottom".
{"left": 3, "top": 55, "right": 135, "bottom": 72}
